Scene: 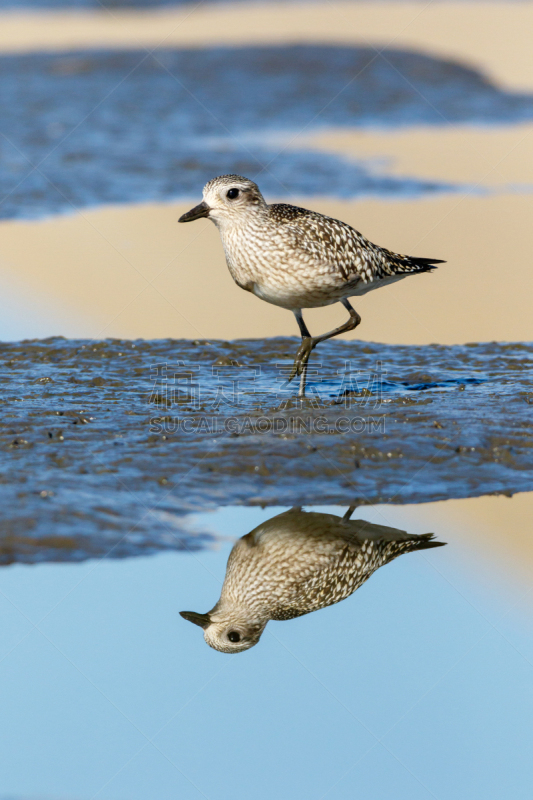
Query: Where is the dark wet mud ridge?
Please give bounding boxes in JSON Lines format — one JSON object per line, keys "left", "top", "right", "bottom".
{"left": 1, "top": 337, "right": 532, "bottom": 563}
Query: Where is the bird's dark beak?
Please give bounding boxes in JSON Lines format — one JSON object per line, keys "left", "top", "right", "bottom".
{"left": 180, "top": 610, "right": 211, "bottom": 628}
{"left": 178, "top": 201, "right": 210, "bottom": 223}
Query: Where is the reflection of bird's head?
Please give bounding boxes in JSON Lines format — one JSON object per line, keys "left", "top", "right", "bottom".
{"left": 180, "top": 609, "right": 265, "bottom": 653}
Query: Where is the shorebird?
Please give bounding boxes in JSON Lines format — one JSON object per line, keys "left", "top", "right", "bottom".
{"left": 180, "top": 506, "right": 445, "bottom": 653}
{"left": 179, "top": 175, "right": 444, "bottom": 396}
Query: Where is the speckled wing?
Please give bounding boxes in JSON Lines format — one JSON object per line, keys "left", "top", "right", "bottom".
{"left": 276, "top": 529, "right": 444, "bottom": 620}
{"left": 261, "top": 511, "right": 445, "bottom": 620}
{"left": 276, "top": 541, "right": 371, "bottom": 619}
{"left": 268, "top": 203, "right": 444, "bottom": 284}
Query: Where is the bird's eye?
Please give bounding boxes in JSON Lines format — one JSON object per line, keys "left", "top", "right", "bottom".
{"left": 228, "top": 631, "right": 241, "bottom": 643}
{"left": 227, "top": 188, "right": 239, "bottom": 200}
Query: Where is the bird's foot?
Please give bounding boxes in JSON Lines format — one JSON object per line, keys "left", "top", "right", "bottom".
{"left": 288, "top": 337, "right": 315, "bottom": 383}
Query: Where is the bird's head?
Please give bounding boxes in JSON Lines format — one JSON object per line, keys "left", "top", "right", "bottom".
{"left": 179, "top": 608, "right": 266, "bottom": 653}
{"left": 178, "top": 175, "right": 266, "bottom": 230}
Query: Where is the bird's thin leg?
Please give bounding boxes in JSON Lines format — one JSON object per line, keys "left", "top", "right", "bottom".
{"left": 312, "top": 299, "right": 361, "bottom": 347}
{"left": 290, "top": 310, "right": 312, "bottom": 397}
{"left": 289, "top": 300, "right": 361, "bottom": 395}
{"left": 293, "top": 309, "right": 311, "bottom": 338}
{"left": 343, "top": 505, "right": 358, "bottom": 521}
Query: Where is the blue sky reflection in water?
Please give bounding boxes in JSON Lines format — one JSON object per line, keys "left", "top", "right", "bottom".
{"left": 0, "top": 501, "right": 531, "bottom": 800}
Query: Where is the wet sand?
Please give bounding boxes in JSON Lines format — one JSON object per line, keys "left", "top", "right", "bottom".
{"left": 1, "top": 192, "right": 531, "bottom": 345}
{"left": 0, "top": 2, "right": 532, "bottom": 91}
{"left": 1, "top": 328, "right": 531, "bottom": 581}
{"left": 1, "top": 336, "right": 532, "bottom": 547}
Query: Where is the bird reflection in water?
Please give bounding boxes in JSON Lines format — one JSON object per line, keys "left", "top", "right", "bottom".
{"left": 181, "top": 506, "right": 446, "bottom": 653}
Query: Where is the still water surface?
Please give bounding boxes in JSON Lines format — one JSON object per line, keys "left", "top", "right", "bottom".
{"left": 0, "top": 499, "right": 531, "bottom": 799}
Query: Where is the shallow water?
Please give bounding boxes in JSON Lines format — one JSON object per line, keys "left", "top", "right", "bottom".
{"left": 1, "top": 3, "right": 532, "bottom": 795}
{"left": 0, "top": 498, "right": 531, "bottom": 800}
{"left": 1, "top": 337, "right": 532, "bottom": 559}
{"left": 2, "top": 45, "right": 532, "bottom": 218}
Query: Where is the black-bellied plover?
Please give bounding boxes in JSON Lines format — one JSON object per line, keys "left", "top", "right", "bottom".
{"left": 179, "top": 175, "right": 444, "bottom": 396}
{"left": 180, "top": 506, "right": 445, "bottom": 653}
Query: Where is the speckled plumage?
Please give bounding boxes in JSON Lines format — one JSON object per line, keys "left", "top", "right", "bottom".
{"left": 180, "top": 174, "right": 444, "bottom": 311}
{"left": 180, "top": 507, "right": 445, "bottom": 653}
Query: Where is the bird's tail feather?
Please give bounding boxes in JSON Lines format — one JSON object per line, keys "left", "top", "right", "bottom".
{"left": 401, "top": 255, "right": 446, "bottom": 274}
{"left": 408, "top": 533, "right": 446, "bottom": 551}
